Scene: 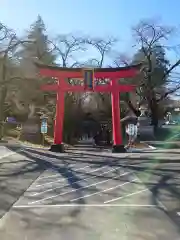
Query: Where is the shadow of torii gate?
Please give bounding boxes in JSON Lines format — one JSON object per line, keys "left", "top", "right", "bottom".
{"left": 36, "top": 63, "right": 141, "bottom": 153}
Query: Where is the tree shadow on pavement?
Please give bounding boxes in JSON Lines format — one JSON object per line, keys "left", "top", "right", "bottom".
{"left": 0, "top": 147, "right": 87, "bottom": 222}
{"left": 17, "top": 147, "right": 180, "bottom": 231}
{"left": 11, "top": 206, "right": 90, "bottom": 231}
{"left": 3, "top": 145, "right": 180, "bottom": 233}
{"left": 150, "top": 174, "right": 180, "bottom": 231}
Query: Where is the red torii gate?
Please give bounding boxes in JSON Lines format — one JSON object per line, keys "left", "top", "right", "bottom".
{"left": 36, "top": 63, "right": 140, "bottom": 153}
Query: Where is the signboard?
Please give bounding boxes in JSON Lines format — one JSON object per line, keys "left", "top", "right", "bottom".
{"left": 41, "top": 118, "right": 48, "bottom": 134}
{"left": 6, "top": 117, "right": 17, "bottom": 124}
{"left": 83, "top": 68, "right": 94, "bottom": 90}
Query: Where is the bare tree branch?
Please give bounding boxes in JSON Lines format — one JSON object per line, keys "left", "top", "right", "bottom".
{"left": 85, "top": 37, "right": 117, "bottom": 67}
{"left": 50, "top": 34, "right": 87, "bottom": 67}
{"left": 113, "top": 53, "right": 130, "bottom": 67}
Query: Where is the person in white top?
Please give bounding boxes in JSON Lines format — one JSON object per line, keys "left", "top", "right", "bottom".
{"left": 121, "top": 110, "right": 140, "bottom": 149}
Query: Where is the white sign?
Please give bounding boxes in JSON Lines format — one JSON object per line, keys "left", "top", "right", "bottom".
{"left": 41, "top": 119, "right": 48, "bottom": 134}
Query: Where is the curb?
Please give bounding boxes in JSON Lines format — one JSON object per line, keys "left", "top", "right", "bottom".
{"left": 126, "top": 142, "right": 157, "bottom": 152}
{"left": 144, "top": 144, "right": 156, "bottom": 150}
{"left": 143, "top": 141, "right": 180, "bottom": 149}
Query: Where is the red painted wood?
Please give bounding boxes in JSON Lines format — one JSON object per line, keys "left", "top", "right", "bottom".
{"left": 94, "top": 68, "right": 138, "bottom": 79}
{"left": 40, "top": 68, "right": 82, "bottom": 78}
{"left": 54, "top": 91, "right": 65, "bottom": 144}
{"left": 39, "top": 66, "right": 139, "bottom": 147}
{"left": 40, "top": 67, "right": 138, "bottom": 79}
{"left": 111, "top": 91, "right": 122, "bottom": 145}
{"left": 110, "top": 79, "right": 121, "bottom": 145}
{"left": 42, "top": 84, "right": 135, "bottom": 93}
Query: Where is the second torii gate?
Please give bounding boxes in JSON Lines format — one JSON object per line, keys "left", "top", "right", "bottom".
{"left": 36, "top": 63, "right": 140, "bottom": 153}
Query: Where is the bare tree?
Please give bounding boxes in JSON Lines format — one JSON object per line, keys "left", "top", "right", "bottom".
{"left": 113, "top": 53, "right": 131, "bottom": 67}
{"left": 85, "top": 37, "right": 117, "bottom": 67}
{"left": 49, "top": 34, "right": 87, "bottom": 68}
{"left": 115, "top": 19, "right": 180, "bottom": 131}
{"left": 132, "top": 19, "right": 180, "bottom": 94}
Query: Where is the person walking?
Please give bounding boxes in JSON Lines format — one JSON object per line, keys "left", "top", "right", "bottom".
{"left": 121, "top": 110, "right": 139, "bottom": 149}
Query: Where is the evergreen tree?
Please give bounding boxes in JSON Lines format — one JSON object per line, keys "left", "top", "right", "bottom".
{"left": 14, "top": 16, "right": 57, "bottom": 142}
{"left": 16, "top": 15, "right": 56, "bottom": 110}
{"left": 19, "top": 15, "right": 56, "bottom": 72}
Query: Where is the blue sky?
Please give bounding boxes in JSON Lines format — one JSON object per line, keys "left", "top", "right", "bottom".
{"left": 1, "top": 0, "right": 180, "bottom": 58}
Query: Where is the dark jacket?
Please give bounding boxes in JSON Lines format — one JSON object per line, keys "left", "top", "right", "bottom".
{"left": 121, "top": 116, "right": 138, "bottom": 125}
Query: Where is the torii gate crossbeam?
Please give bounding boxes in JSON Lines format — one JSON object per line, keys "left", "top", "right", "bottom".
{"left": 36, "top": 63, "right": 140, "bottom": 153}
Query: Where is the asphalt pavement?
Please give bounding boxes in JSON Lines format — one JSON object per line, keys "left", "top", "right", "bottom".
{"left": 0, "top": 146, "right": 44, "bottom": 218}
{"left": 0, "top": 145, "right": 179, "bottom": 239}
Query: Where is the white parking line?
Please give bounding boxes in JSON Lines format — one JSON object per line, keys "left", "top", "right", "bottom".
{"left": 71, "top": 178, "right": 137, "bottom": 202}
{"left": 104, "top": 188, "right": 148, "bottom": 204}
{"left": 0, "top": 151, "right": 17, "bottom": 160}
{"left": 31, "top": 166, "right": 120, "bottom": 196}
{"left": 13, "top": 204, "right": 156, "bottom": 208}
{"left": 29, "top": 172, "right": 131, "bottom": 204}
{"left": 30, "top": 165, "right": 91, "bottom": 189}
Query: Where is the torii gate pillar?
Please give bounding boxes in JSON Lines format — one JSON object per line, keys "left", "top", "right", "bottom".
{"left": 37, "top": 64, "right": 140, "bottom": 153}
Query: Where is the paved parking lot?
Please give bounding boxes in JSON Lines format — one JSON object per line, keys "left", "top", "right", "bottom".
{"left": 0, "top": 147, "right": 180, "bottom": 240}
{"left": 14, "top": 155, "right": 150, "bottom": 207}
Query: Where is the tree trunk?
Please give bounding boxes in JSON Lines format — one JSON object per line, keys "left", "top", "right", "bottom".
{"left": 0, "top": 86, "right": 7, "bottom": 140}
{"left": 126, "top": 100, "right": 141, "bottom": 117}
{"left": 149, "top": 98, "right": 159, "bottom": 134}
